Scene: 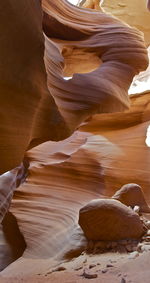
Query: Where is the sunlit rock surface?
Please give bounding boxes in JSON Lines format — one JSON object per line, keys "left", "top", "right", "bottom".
{"left": 0, "top": 90, "right": 148, "bottom": 275}
{"left": 112, "top": 183, "right": 150, "bottom": 213}
{"left": 0, "top": 0, "right": 150, "bottom": 277}
{"left": 129, "top": 47, "right": 150, "bottom": 94}
{"left": 102, "top": 0, "right": 150, "bottom": 46}
{"left": 0, "top": 0, "right": 148, "bottom": 174}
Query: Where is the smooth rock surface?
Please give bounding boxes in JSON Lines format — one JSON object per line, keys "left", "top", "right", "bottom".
{"left": 128, "top": 251, "right": 139, "bottom": 259}
{"left": 0, "top": 0, "right": 150, "bottom": 278}
{"left": 112, "top": 183, "right": 150, "bottom": 213}
{"left": 0, "top": 0, "right": 148, "bottom": 174}
{"left": 103, "top": 0, "right": 150, "bottom": 46}
{"left": 79, "top": 199, "right": 144, "bottom": 241}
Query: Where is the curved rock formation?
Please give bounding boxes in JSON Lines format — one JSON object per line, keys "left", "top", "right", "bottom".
{"left": 1, "top": 91, "right": 148, "bottom": 275}
{"left": 102, "top": 0, "right": 150, "bottom": 46}
{"left": 43, "top": 0, "right": 148, "bottom": 131}
{"left": 0, "top": 0, "right": 71, "bottom": 175}
{"left": 0, "top": 0, "right": 148, "bottom": 174}
{"left": 129, "top": 47, "right": 150, "bottom": 94}
{"left": 0, "top": 169, "right": 18, "bottom": 221}
{"left": 80, "top": 91, "right": 150, "bottom": 196}
{"left": 0, "top": 0, "right": 150, "bottom": 277}
{"left": 79, "top": 0, "right": 103, "bottom": 10}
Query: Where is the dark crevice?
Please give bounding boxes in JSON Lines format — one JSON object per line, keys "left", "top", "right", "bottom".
{"left": 0, "top": 212, "right": 26, "bottom": 272}
{"left": 43, "top": 12, "right": 89, "bottom": 41}
{"left": 15, "top": 157, "right": 30, "bottom": 188}
{"left": 0, "top": 157, "right": 29, "bottom": 272}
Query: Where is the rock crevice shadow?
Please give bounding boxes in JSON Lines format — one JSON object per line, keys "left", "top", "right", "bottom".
{"left": 0, "top": 212, "right": 26, "bottom": 272}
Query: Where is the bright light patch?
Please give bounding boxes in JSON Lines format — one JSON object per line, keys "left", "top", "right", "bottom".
{"left": 146, "top": 125, "right": 150, "bottom": 147}
{"left": 1, "top": 170, "right": 11, "bottom": 177}
{"left": 128, "top": 78, "right": 150, "bottom": 95}
{"left": 67, "top": 0, "right": 79, "bottom": 4}
{"left": 63, "top": 76, "right": 72, "bottom": 80}
{"left": 129, "top": 46, "right": 150, "bottom": 95}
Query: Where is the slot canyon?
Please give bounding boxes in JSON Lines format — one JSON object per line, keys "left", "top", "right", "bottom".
{"left": 0, "top": 0, "right": 150, "bottom": 282}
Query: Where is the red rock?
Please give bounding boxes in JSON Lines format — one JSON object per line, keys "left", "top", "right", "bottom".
{"left": 0, "top": 0, "right": 148, "bottom": 174}
{"left": 0, "top": 0, "right": 150, "bottom": 277}
{"left": 79, "top": 199, "right": 144, "bottom": 241}
{"left": 112, "top": 183, "right": 150, "bottom": 213}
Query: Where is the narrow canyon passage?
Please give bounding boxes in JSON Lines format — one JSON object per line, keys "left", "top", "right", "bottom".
{"left": 0, "top": 0, "right": 150, "bottom": 280}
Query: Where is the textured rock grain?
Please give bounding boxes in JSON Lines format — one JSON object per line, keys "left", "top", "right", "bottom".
{"left": 0, "top": 0, "right": 150, "bottom": 277}
{"left": 0, "top": 0, "right": 148, "bottom": 174}
{"left": 112, "top": 183, "right": 150, "bottom": 213}
{"left": 79, "top": 199, "right": 144, "bottom": 241}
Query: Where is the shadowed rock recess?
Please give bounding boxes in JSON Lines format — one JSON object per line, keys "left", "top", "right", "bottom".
{"left": 0, "top": 0, "right": 150, "bottom": 278}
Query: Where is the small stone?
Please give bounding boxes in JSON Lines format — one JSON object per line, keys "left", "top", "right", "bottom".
{"left": 133, "top": 206, "right": 140, "bottom": 214}
{"left": 106, "top": 264, "right": 114, "bottom": 268}
{"left": 128, "top": 251, "right": 139, "bottom": 259}
{"left": 83, "top": 258, "right": 87, "bottom": 263}
{"left": 74, "top": 266, "right": 83, "bottom": 271}
{"left": 46, "top": 271, "right": 52, "bottom": 275}
{"left": 109, "top": 259, "right": 117, "bottom": 263}
{"left": 89, "top": 264, "right": 96, "bottom": 269}
{"left": 137, "top": 243, "right": 143, "bottom": 252}
{"left": 121, "top": 278, "right": 126, "bottom": 283}
{"left": 82, "top": 270, "right": 98, "bottom": 279}
{"left": 53, "top": 266, "right": 66, "bottom": 272}
{"left": 146, "top": 230, "right": 150, "bottom": 236}
{"left": 102, "top": 269, "right": 108, "bottom": 273}
{"left": 118, "top": 3, "right": 126, "bottom": 7}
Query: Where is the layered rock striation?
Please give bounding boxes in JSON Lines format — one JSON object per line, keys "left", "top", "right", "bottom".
{"left": 0, "top": 0, "right": 150, "bottom": 276}
{"left": 0, "top": 0, "right": 148, "bottom": 174}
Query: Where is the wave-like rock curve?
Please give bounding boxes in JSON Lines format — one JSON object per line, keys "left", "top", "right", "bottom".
{"left": 0, "top": 0, "right": 148, "bottom": 174}
{"left": 0, "top": 0, "right": 150, "bottom": 276}
{"left": 0, "top": 91, "right": 149, "bottom": 276}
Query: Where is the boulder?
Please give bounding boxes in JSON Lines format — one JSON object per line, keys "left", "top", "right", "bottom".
{"left": 112, "top": 183, "right": 150, "bottom": 213}
{"left": 79, "top": 199, "right": 144, "bottom": 241}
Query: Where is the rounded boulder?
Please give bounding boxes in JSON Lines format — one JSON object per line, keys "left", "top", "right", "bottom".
{"left": 79, "top": 199, "right": 144, "bottom": 241}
